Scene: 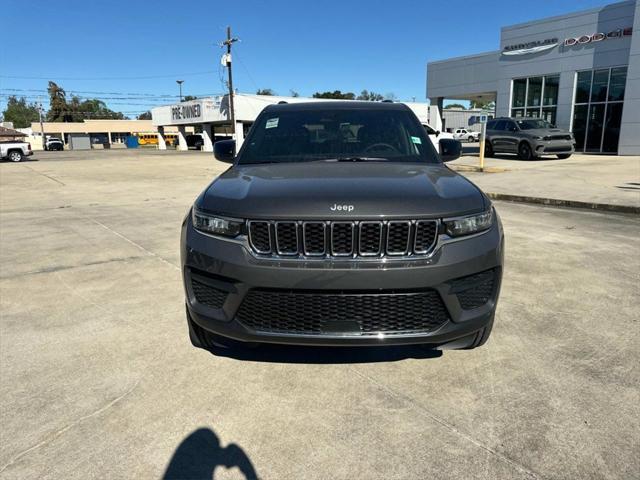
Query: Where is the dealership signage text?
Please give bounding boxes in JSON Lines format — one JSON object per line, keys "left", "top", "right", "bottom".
{"left": 171, "top": 103, "right": 202, "bottom": 121}
{"left": 564, "top": 27, "right": 632, "bottom": 46}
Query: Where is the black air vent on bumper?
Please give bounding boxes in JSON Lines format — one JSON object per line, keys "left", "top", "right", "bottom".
{"left": 449, "top": 269, "right": 496, "bottom": 310}
{"left": 236, "top": 289, "right": 449, "bottom": 335}
{"left": 191, "top": 278, "right": 228, "bottom": 309}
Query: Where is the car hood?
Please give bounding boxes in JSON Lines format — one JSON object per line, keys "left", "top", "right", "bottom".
{"left": 198, "top": 162, "right": 486, "bottom": 219}
{"left": 524, "top": 128, "right": 572, "bottom": 137}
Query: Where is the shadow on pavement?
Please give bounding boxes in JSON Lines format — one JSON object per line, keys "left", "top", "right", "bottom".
{"left": 164, "top": 427, "right": 258, "bottom": 480}
{"left": 206, "top": 343, "right": 443, "bottom": 363}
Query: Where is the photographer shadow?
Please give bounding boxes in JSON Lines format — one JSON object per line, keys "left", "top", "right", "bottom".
{"left": 163, "top": 428, "right": 258, "bottom": 480}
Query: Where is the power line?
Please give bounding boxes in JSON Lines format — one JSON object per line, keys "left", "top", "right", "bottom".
{"left": 0, "top": 71, "right": 217, "bottom": 81}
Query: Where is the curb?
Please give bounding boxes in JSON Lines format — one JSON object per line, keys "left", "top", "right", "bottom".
{"left": 486, "top": 192, "right": 640, "bottom": 214}
{"left": 450, "top": 165, "right": 507, "bottom": 173}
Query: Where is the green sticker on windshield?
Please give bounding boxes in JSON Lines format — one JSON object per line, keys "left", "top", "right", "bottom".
{"left": 411, "top": 136, "right": 422, "bottom": 144}
{"left": 265, "top": 117, "right": 279, "bottom": 129}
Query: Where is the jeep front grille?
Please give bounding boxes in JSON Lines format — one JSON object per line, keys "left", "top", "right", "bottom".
{"left": 236, "top": 288, "right": 449, "bottom": 335}
{"left": 247, "top": 219, "right": 438, "bottom": 258}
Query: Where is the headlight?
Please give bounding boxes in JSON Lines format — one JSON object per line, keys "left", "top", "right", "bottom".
{"left": 192, "top": 208, "right": 243, "bottom": 237}
{"left": 531, "top": 135, "right": 542, "bottom": 140}
{"left": 444, "top": 209, "right": 493, "bottom": 237}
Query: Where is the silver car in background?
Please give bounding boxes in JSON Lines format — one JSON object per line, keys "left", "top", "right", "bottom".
{"left": 485, "top": 117, "right": 575, "bottom": 160}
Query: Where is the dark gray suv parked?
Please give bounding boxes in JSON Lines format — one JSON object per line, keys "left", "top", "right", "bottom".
{"left": 485, "top": 117, "right": 575, "bottom": 160}
{"left": 181, "top": 102, "right": 504, "bottom": 352}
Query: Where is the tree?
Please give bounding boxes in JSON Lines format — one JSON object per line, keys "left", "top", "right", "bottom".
{"left": 312, "top": 90, "right": 355, "bottom": 100}
{"left": 47, "top": 81, "right": 69, "bottom": 122}
{"left": 470, "top": 99, "right": 495, "bottom": 110}
{"left": 2, "top": 96, "right": 41, "bottom": 128}
{"left": 137, "top": 111, "right": 152, "bottom": 120}
{"left": 256, "top": 89, "right": 275, "bottom": 96}
{"left": 46, "top": 81, "right": 125, "bottom": 121}
{"left": 183, "top": 95, "right": 198, "bottom": 101}
{"left": 289, "top": 90, "right": 300, "bottom": 97}
{"left": 444, "top": 103, "right": 467, "bottom": 110}
{"left": 356, "top": 90, "right": 384, "bottom": 101}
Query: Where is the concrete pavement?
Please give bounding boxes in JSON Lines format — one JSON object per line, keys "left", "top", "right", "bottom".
{"left": 451, "top": 151, "right": 640, "bottom": 212}
{"left": 1, "top": 150, "right": 638, "bottom": 479}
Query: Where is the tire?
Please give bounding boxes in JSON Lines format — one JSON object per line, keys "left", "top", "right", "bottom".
{"left": 8, "top": 150, "right": 23, "bottom": 162}
{"left": 557, "top": 154, "right": 571, "bottom": 159}
{"left": 484, "top": 141, "right": 494, "bottom": 157}
{"left": 518, "top": 142, "right": 534, "bottom": 160}
{"left": 467, "top": 136, "right": 474, "bottom": 143}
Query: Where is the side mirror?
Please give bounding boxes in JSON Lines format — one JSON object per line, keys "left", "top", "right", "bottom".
{"left": 439, "top": 138, "right": 462, "bottom": 162}
{"left": 213, "top": 139, "right": 235, "bottom": 163}
{"left": 435, "top": 130, "right": 440, "bottom": 137}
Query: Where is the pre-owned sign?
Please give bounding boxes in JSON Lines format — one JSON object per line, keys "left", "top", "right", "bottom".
{"left": 171, "top": 103, "right": 202, "bottom": 121}
{"left": 564, "top": 27, "right": 632, "bottom": 46}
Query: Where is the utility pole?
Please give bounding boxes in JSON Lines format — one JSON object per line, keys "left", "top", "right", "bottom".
{"left": 176, "top": 80, "right": 184, "bottom": 102}
{"left": 222, "top": 26, "right": 239, "bottom": 149}
{"left": 38, "top": 97, "right": 46, "bottom": 150}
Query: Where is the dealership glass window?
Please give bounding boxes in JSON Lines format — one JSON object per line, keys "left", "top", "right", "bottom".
{"left": 543, "top": 75, "right": 559, "bottom": 105}
{"left": 511, "top": 75, "right": 559, "bottom": 124}
{"left": 608, "top": 67, "right": 627, "bottom": 102}
{"left": 572, "top": 66, "right": 627, "bottom": 153}
{"left": 575, "top": 71, "right": 592, "bottom": 103}
{"left": 590, "top": 69, "right": 609, "bottom": 103}
{"left": 526, "top": 77, "right": 543, "bottom": 107}
{"left": 512, "top": 79, "right": 527, "bottom": 108}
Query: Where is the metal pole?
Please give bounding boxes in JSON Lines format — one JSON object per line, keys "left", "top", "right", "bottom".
{"left": 226, "top": 27, "right": 236, "bottom": 143}
{"left": 223, "top": 26, "right": 238, "bottom": 153}
{"left": 479, "top": 121, "right": 487, "bottom": 172}
{"left": 38, "top": 100, "right": 45, "bottom": 150}
{"left": 176, "top": 80, "right": 184, "bottom": 102}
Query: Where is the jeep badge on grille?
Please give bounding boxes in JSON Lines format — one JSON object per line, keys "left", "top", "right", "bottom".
{"left": 330, "top": 204, "right": 354, "bottom": 212}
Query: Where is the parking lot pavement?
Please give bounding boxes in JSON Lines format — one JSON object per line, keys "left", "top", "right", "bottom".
{"left": 451, "top": 152, "right": 640, "bottom": 210}
{"left": 1, "top": 150, "right": 638, "bottom": 479}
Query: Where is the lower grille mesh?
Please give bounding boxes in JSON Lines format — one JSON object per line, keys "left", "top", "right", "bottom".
{"left": 236, "top": 289, "right": 449, "bottom": 335}
{"left": 192, "top": 279, "right": 228, "bottom": 309}
{"left": 452, "top": 270, "right": 496, "bottom": 310}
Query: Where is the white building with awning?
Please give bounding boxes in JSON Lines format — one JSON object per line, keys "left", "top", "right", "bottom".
{"left": 151, "top": 93, "right": 438, "bottom": 152}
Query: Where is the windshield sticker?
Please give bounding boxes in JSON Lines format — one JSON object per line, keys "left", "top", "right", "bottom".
{"left": 265, "top": 118, "right": 279, "bottom": 129}
{"left": 411, "top": 136, "right": 422, "bottom": 144}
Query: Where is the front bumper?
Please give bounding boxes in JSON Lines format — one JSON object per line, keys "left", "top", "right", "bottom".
{"left": 181, "top": 212, "right": 504, "bottom": 346}
{"left": 533, "top": 139, "right": 575, "bottom": 155}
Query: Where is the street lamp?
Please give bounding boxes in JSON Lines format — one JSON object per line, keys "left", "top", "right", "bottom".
{"left": 176, "top": 80, "right": 184, "bottom": 102}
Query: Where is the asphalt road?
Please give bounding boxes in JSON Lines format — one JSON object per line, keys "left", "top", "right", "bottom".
{"left": 1, "top": 150, "right": 638, "bottom": 479}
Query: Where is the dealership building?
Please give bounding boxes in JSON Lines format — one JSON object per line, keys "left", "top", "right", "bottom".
{"left": 427, "top": 0, "right": 640, "bottom": 155}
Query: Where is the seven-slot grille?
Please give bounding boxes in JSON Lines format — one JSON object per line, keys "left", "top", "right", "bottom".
{"left": 247, "top": 220, "right": 438, "bottom": 258}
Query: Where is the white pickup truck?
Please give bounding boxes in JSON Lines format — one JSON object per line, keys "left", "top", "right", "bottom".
{"left": 1, "top": 141, "right": 33, "bottom": 162}
{"left": 422, "top": 123, "right": 455, "bottom": 149}
{"left": 453, "top": 128, "right": 480, "bottom": 142}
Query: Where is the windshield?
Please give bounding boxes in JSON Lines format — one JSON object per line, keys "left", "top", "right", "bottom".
{"left": 238, "top": 108, "right": 439, "bottom": 164}
{"left": 515, "top": 119, "right": 553, "bottom": 130}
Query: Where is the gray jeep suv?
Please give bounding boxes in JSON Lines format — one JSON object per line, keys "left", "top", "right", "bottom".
{"left": 485, "top": 117, "right": 575, "bottom": 160}
{"left": 181, "top": 102, "right": 504, "bottom": 352}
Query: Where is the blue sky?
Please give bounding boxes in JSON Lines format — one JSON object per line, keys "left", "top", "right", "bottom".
{"left": 1, "top": 0, "right": 615, "bottom": 117}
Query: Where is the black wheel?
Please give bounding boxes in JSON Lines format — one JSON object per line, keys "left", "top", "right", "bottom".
{"left": 484, "top": 141, "right": 494, "bottom": 157}
{"left": 467, "top": 136, "right": 474, "bottom": 143}
{"left": 557, "top": 154, "right": 571, "bottom": 159}
{"left": 518, "top": 142, "right": 534, "bottom": 160}
{"left": 8, "top": 150, "right": 23, "bottom": 162}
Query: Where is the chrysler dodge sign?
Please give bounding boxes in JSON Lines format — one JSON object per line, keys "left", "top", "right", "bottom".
{"left": 503, "top": 38, "right": 558, "bottom": 56}
{"left": 564, "top": 27, "right": 632, "bottom": 46}
{"left": 171, "top": 102, "right": 202, "bottom": 121}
